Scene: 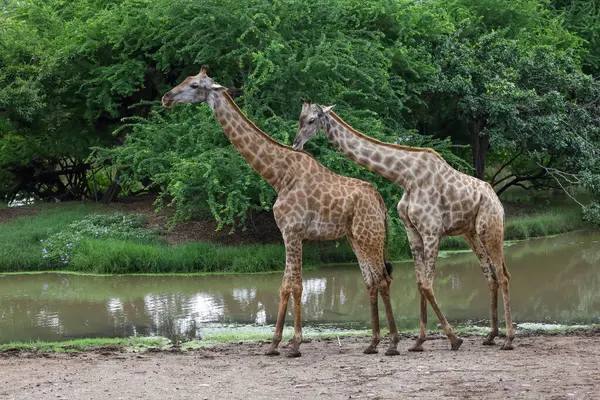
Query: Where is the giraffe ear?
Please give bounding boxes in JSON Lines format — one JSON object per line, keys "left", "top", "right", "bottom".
{"left": 321, "top": 105, "right": 335, "bottom": 114}
{"left": 211, "top": 83, "right": 227, "bottom": 92}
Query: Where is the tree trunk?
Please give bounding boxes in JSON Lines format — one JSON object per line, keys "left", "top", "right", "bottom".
{"left": 101, "top": 180, "right": 121, "bottom": 204}
{"left": 471, "top": 119, "right": 488, "bottom": 180}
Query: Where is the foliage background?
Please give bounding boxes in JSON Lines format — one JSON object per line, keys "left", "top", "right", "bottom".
{"left": 1, "top": 0, "right": 599, "bottom": 230}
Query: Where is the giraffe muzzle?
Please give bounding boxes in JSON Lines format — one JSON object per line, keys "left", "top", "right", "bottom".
{"left": 292, "top": 136, "right": 305, "bottom": 151}
{"left": 161, "top": 92, "right": 174, "bottom": 108}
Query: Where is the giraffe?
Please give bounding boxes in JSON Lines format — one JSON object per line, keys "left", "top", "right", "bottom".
{"left": 161, "top": 67, "right": 401, "bottom": 357}
{"left": 293, "top": 101, "right": 515, "bottom": 351}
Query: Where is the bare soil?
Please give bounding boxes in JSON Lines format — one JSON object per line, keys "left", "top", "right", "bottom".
{"left": 0, "top": 206, "right": 39, "bottom": 224}
{"left": 1, "top": 336, "right": 599, "bottom": 399}
{"left": 110, "top": 195, "right": 283, "bottom": 246}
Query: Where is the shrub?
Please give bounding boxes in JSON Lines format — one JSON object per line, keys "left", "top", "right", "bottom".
{"left": 40, "top": 212, "right": 160, "bottom": 267}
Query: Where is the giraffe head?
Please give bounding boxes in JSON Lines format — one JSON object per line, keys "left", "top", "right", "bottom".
{"left": 162, "top": 65, "right": 227, "bottom": 108}
{"left": 292, "top": 101, "right": 335, "bottom": 150}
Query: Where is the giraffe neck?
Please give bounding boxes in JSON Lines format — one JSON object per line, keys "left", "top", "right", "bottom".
{"left": 208, "top": 92, "right": 289, "bottom": 191}
{"left": 322, "top": 113, "right": 436, "bottom": 187}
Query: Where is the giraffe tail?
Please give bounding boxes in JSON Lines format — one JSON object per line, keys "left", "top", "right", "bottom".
{"left": 385, "top": 261, "right": 393, "bottom": 278}
{"left": 502, "top": 260, "right": 511, "bottom": 280}
{"left": 384, "top": 207, "right": 393, "bottom": 278}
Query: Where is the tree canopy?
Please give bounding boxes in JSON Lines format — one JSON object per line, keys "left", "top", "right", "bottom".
{"left": 1, "top": 0, "right": 598, "bottom": 226}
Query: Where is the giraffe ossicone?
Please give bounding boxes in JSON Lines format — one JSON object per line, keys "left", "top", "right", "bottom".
{"left": 162, "top": 68, "right": 403, "bottom": 357}
{"left": 295, "top": 101, "right": 515, "bottom": 351}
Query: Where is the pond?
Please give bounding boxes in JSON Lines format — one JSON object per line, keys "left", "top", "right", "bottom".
{"left": 0, "top": 231, "right": 599, "bottom": 344}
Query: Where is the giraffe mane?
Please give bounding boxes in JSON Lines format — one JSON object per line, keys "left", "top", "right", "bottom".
{"left": 222, "top": 93, "right": 321, "bottom": 162}
{"left": 328, "top": 111, "right": 443, "bottom": 160}
{"left": 222, "top": 93, "right": 295, "bottom": 151}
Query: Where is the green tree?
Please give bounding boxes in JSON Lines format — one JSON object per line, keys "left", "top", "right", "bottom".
{"left": 1, "top": 0, "right": 598, "bottom": 228}
{"left": 550, "top": 0, "right": 600, "bottom": 76}
{"left": 416, "top": 0, "right": 598, "bottom": 197}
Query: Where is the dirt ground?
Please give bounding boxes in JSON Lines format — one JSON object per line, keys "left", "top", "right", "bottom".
{"left": 1, "top": 336, "right": 599, "bottom": 400}
{"left": 108, "top": 195, "right": 284, "bottom": 246}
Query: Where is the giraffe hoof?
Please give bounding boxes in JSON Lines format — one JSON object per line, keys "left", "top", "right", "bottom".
{"left": 384, "top": 348, "right": 400, "bottom": 356}
{"left": 265, "top": 348, "right": 280, "bottom": 356}
{"left": 500, "top": 343, "right": 514, "bottom": 351}
{"left": 286, "top": 350, "right": 302, "bottom": 358}
{"left": 408, "top": 344, "right": 424, "bottom": 352}
{"left": 285, "top": 350, "right": 302, "bottom": 358}
{"left": 450, "top": 338, "right": 463, "bottom": 351}
{"left": 482, "top": 338, "right": 496, "bottom": 346}
{"left": 363, "top": 346, "right": 378, "bottom": 355}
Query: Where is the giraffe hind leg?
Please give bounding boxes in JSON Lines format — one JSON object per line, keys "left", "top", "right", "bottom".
{"left": 379, "top": 279, "right": 400, "bottom": 356}
{"left": 363, "top": 285, "right": 381, "bottom": 354}
{"left": 465, "top": 232, "right": 499, "bottom": 346}
{"left": 476, "top": 220, "right": 515, "bottom": 350}
{"left": 409, "top": 284, "right": 427, "bottom": 352}
{"left": 349, "top": 236, "right": 401, "bottom": 355}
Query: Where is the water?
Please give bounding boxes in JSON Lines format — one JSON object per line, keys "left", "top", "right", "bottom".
{"left": 0, "top": 232, "right": 598, "bottom": 344}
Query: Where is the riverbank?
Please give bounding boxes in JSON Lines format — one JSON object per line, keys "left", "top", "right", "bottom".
{"left": 2, "top": 323, "right": 598, "bottom": 354}
{"left": 1, "top": 334, "right": 599, "bottom": 400}
{"left": 0, "top": 197, "right": 591, "bottom": 274}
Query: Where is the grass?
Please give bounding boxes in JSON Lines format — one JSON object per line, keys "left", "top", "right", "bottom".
{"left": 0, "top": 203, "right": 107, "bottom": 271}
{"left": 0, "top": 202, "right": 593, "bottom": 274}
{"left": 504, "top": 208, "right": 585, "bottom": 240}
{"left": 439, "top": 207, "right": 589, "bottom": 251}
{"left": 70, "top": 239, "right": 289, "bottom": 274}
{"left": 0, "top": 337, "right": 169, "bottom": 353}
{"left": 3, "top": 323, "right": 598, "bottom": 354}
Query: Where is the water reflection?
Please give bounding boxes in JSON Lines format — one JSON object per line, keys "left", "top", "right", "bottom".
{"left": 0, "top": 232, "right": 598, "bottom": 344}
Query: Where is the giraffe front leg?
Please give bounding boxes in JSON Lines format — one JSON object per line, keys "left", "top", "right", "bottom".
{"left": 403, "top": 224, "right": 429, "bottom": 352}
{"left": 280, "top": 235, "right": 304, "bottom": 358}
{"left": 287, "top": 283, "right": 303, "bottom": 358}
{"left": 363, "top": 286, "right": 381, "bottom": 354}
{"left": 420, "top": 235, "right": 463, "bottom": 351}
{"left": 265, "top": 284, "right": 290, "bottom": 356}
{"left": 422, "top": 284, "right": 463, "bottom": 350}
{"left": 266, "top": 235, "right": 303, "bottom": 356}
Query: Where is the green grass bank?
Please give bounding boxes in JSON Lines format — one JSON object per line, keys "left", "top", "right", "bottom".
{"left": 0, "top": 201, "right": 592, "bottom": 274}
{"left": 2, "top": 323, "right": 598, "bottom": 354}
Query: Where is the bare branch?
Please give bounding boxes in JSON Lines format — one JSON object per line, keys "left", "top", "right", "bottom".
{"left": 514, "top": 182, "right": 533, "bottom": 190}
{"left": 495, "top": 168, "right": 548, "bottom": 196}
{"left": 490, "top": 152, "right": 522, "bottom": 186}
{"left": 491, "top": 174, "right": 517, "bottom": 188}
{"left": 536, "top": 163, "right": 584, "bottom": 207}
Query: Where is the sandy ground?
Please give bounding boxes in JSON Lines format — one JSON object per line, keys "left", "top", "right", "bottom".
{"left": 1, "top": 335, "right": 599, "bottom": 400}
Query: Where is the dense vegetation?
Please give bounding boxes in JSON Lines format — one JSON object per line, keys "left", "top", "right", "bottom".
{"left": 0, "top": 204, "right": 586, "bottom": 273}
{"left": 1, "top": 0, "right": 599, "bottom": 233}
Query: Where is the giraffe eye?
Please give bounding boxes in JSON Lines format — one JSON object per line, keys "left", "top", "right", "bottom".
{"left": 308, "top": 118, "right": 316, "bottom": 124}
{"left": 190, "top": 83, "right": 200, "bottom": 89}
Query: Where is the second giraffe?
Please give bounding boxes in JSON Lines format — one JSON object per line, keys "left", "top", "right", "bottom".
{"left": 293, "top": 100, "right": 515, "bottom": 351}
